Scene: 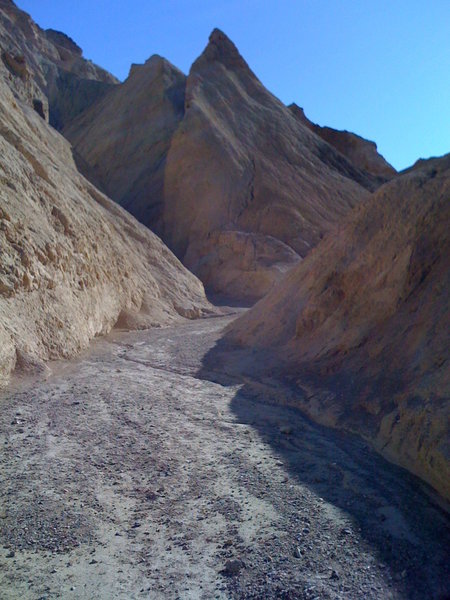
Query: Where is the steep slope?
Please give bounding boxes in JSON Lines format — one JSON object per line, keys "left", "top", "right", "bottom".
{"left": 65, "top": 28, "right": 372, "bottom": 302}
{"left": 0, "top": 0, "right": 118, "bottom": 129}
{"left": 0, "top": 59, "right": 210, "bottom": 388}
{"left": 289, "top": 103, "right": 396, "bottom": 183}
{"left": 64, "top": 56, "right": 186, "bottom": 237}
{"left": 162, "top": 29, "right": 371, "bottom": 300}
{"left": 229, "top": 155, "right": 450, "bottom": 500}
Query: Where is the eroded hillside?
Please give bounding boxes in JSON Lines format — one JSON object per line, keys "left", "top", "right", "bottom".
{"left": 64, "top": 29, "right": 396, "bottom": 302}
{"left": 0, "top": 50, "right": 210, "bottom": 388}
{"left": 228, "top": 155, "right": 450, "bottom": 500}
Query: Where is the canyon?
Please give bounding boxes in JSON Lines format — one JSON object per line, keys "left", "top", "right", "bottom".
{"left": 0, "top": 1, "right": 448, "bottom": 598}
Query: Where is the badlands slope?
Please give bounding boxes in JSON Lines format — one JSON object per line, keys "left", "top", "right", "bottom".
{"left": 229, "top": 156, "right": 450, "bottom": 500}
{"left": 0, "top": 49, "right": 210, "bottom": 388}
{"left": 0, "top": 0, "right": 117, "bottom": 129}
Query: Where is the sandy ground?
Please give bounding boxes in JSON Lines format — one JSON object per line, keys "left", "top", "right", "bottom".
{"left": 0, "top": 314, "right": 449, "bottom": 599}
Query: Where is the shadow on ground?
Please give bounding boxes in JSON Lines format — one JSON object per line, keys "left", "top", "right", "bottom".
{"left": 196, "top": 334, "right": 450, "bottom": 600}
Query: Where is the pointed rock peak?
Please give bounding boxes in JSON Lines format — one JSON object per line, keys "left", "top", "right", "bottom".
{"left": 192, "top": 27, "right": 250, "bottom": 72}
{"left": 208, "top": 28, "right": 239, "bottom": 53}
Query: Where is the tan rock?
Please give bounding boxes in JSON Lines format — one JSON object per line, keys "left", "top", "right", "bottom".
{"left": 229, "top": 155, "right": 450, "bottom": 500}
{"left": 162, "top": 29, "right": 370, "bottom": 299}
{"left": 0, "top": 60, "right": 211, "bottom": 388}
{"left": 64, "top": 55, "right": 186, "bottom": 237}
{"left": 63, "top": 28, "right": 372, "bottom": 301}
{"left": 0, "top": 0, "right": 118, "bottom": 128}
{"left": 184, "top": 230, "right": 301, "bottom": 303}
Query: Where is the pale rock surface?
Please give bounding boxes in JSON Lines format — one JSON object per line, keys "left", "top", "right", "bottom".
{"left": 64, "top": 56, "right": 186, "bottom": 237}
{"left": 229, "top": 155, "right": 450, "bottom": 500}
{"left": 0, "top": 61, "right": 211, "bottom": 388}
{"left": 0, "top": 0, "right": 118, "bottom": 129}
{"left": 162, "top": 29, "right": 371, "bottom": 299}
{"left": 289, "top": 103, "right": 397, "bottom": 183}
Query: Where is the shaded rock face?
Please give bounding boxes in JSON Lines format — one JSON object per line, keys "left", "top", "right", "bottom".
{"left": 0, "top": 59, "right": 210, "bottom": 388}
{"left": 64, "top": 56, "right": 186, "bottom": 237}
{"left": 0, "top": 0, "right": 118, "bottom": 129}
{"left": 289, "top": 103, "right": 397, "bottom": 183}
{"left": 229, "top": 155, "right": 450, "bottom": 500}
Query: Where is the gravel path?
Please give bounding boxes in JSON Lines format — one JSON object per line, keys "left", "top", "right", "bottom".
{"left": 0, "top": 314, "right": 449, "bottom": 599}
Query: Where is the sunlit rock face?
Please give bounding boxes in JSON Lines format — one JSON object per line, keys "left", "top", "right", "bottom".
{"left": 229, "top": 154, "right": 450, "bottom": 500}
{"left": 64, "top": 55, "right": 186, "bottom": 238}
{"left": 65, "top": 28, "right": 373, "bottom": 302}
{"left": 0, "top": 49, "right": 210, "bottom": 388}
{"left": 0, "top": 0, "right": 118, "bottom": 129}
{"left": 162, "top": 29, "right": 376, "bottom": 301}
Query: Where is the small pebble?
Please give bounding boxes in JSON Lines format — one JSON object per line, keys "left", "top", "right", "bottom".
{"left": 223, "top": 559, "right": 244, "bottom": 576}
{"left": 330, "top": 569, "right": 339, "bottom": 580}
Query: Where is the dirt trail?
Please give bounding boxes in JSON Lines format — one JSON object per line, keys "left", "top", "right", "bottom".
{"left": 0, "top": 314, "right": 449, "bottom": 599}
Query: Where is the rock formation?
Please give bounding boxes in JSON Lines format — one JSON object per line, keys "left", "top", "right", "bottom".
{"left": 289, "top": 103, "right": 396, "bottom": 183}
{"left": 66, "top": 29, "right": 377, "bottom": 301}
{"left": 0, "top": 0, "right": 118, "bottom": 129}
{"left": 64, "top": 56, "right": 186, "bottom": 237}
{"left": 0, "top": 51, "right": 211, "bottom": 388}
{"left": 229, "top": 155, "right": 450, "bottom": 500}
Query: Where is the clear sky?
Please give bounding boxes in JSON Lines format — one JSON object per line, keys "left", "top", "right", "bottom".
{"left": 16, "top": 0, "right": 449, "bottom": 171}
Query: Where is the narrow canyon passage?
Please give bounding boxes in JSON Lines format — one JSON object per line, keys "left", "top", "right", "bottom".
{"left": 0, "top": 315, "right": 448, "bottom": 600}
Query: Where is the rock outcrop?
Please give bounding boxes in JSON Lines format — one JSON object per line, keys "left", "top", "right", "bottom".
{"left": 0, "top": 0, "right": 118, "bottom": 129}
{"left": 66, "top": 29, "right": 372, "bottom": 301}
{"left": 64, "top": 56, "right": 186, "bottom": 237}
{"left": 0, "top": 57, "right": 211, "bottom": 388}
{"left": 162, "top": 30, "right": 374, "bottom": 300}
{"left": 229, "top": 155, "right": 450, "bottom": 500}
{"left": 289, "top": 103, "right": 397, "bottom": 183}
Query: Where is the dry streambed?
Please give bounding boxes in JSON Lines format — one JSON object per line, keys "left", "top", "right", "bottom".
{"left": 0, "top": 315, "right": 449, "bottom": 599}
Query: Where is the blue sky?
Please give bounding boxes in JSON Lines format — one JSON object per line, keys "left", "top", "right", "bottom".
{"left": 17, "top": 0, "right": 450, "bottom": 171}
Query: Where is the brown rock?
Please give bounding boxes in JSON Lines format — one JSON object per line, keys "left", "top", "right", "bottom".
{"left": 289, "top": 103, "right": 397, "bottom": 182}
{"left": 229, "top": 154, "right": 450, "bottom": 500}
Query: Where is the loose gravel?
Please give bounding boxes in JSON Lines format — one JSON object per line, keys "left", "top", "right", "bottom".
{"left": 0, "top": 314, "right": 449, "bottom": 599}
